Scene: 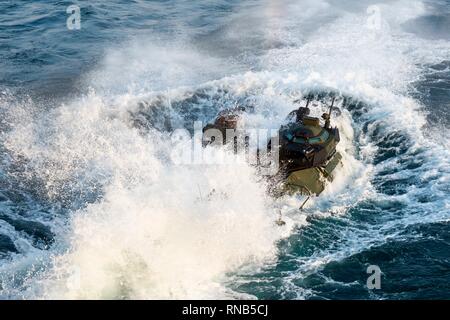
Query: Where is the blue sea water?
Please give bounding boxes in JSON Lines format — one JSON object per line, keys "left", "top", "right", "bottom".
{"left": 0, "top": 0, "right": 449, "bottom": 299}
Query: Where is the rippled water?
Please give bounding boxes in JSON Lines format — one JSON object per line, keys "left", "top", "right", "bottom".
{"left": 0, "top": 0, "right": 449, "bottom": 299}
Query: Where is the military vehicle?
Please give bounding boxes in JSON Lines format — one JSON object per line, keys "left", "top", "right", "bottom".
{"left": 202, "top": 96, "right": 342, "bottom": 202}
{"left": 273, "top": 97, "right": 342, "bottom": 197}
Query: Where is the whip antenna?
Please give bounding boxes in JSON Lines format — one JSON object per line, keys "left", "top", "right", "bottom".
{"left": 324, "top": 96, "right": 336, "bottom": 129}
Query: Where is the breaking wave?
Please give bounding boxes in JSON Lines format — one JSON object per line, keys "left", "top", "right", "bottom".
{"left": 1, "top": 0, "right": 449, "bottom": 299}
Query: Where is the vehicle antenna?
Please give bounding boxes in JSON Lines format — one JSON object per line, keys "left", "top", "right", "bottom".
{"left": 299, "top": 196, "right": 310, "bottom": 211}
{"left": 328, "top": 96, "right": 336, "bottom": 117}
{"left": 325, "top": 96, "right": 336, "bottom": 129}
{"left": 305, "top": 96, "right": 312, "bottom": 108}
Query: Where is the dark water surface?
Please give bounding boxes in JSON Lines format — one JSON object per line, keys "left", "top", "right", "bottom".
{"left": 0, "top": 0, "right": 449, "bottom": 299}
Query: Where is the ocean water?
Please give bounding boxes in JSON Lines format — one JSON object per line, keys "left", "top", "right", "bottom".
{"left": 0, "top": 0, "right": 449, "bottom": 299}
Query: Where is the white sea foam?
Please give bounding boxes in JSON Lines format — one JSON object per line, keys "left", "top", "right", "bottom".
{"left": 1, "top": 0, "right": 450, "bottom": 299}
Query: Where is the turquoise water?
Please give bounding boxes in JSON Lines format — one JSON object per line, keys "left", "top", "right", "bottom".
{"left": 0, "top": 0, "right": 449, "bottom": 299}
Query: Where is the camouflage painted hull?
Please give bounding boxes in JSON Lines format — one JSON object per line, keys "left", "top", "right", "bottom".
{"left": 202, "top": 95, "right": 343, "bottom": 198}
{"left": 281, "top": 152, "right": 342, "bottom": 196}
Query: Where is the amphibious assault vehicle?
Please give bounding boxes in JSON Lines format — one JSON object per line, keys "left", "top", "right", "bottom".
{"left": 202, "top": 96, "right": 342, "bottom": 199}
